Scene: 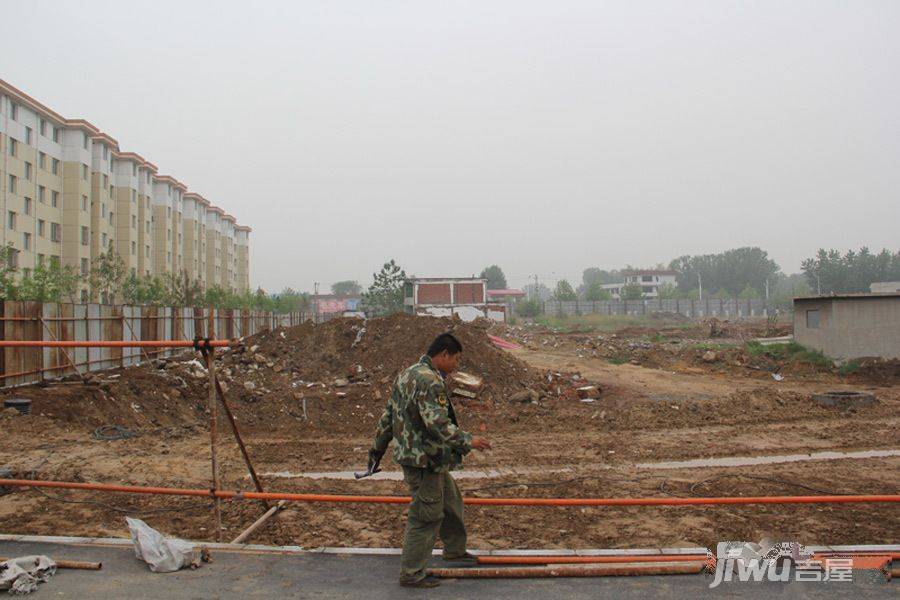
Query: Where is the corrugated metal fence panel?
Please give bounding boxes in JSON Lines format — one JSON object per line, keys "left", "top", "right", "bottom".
{"left": 541, "top": 298, "right": 774, "bottom": 318}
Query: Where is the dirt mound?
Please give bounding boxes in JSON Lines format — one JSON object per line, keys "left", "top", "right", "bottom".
{"left": 228, "top": 313, "right": 548, "bottom": 401}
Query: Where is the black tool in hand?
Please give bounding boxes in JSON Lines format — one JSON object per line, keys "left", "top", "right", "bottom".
{"left": 355, "top": 449, "right": 384, "bottom": 479}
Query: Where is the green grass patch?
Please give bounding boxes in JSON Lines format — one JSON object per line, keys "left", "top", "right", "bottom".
{"left": 533, "top": 314, "right": 693, "bottom": 333}
{"left": 837, "top": 358, "right": 864, "bottom": 375}
{"left": 744, "top": 340, "right": 831, "bottom": 367}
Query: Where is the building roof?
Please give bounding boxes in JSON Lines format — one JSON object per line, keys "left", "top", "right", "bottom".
{"left": 487, "top": 289, "right": 526, "bottom": 296}
{"left": 408, "top": 277, "right": 487, "bottom": 283}
{"left": 794, "top": 292, "right": 900, "bottom": 302}
{"left": 621, "top": 269, "right": 679, "bottom": 276}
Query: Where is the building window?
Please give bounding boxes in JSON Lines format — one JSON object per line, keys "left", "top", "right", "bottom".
{"left": 7, "top": 249, "right": 18, "bottom": 269}
{"left": 102, "top": 145, "right": 108, "bottom": 160}
{"left": 51, "top": 222, "right": 61, "bottom": 242}
{"left": 101, "top": 233, "right": 107, "bottom": 247}
{"left": 7, "top": 211, "right": 16, "bottom": 230}
{"left": 38, "top": 219, "right": 45, "bottom": 237}
{"left": 80, "top": 289, "right": 88, "bottom": 302}
{"left": 24, "top": 197, "right": 32, "bottom": 215}
{"left": 23, "top": 232, "right": 31, "bottom": 250}
{"left": 132, "top": 164, "right": 137, "bottom": 176}
{"left": 82, "top": 133, "right": 88, "bottom": 149}
{"left": 7, "top": 137, "right": 16, "bottom": 157}
{"left": 81, "top": 195, "right": 88, "bottom": 211}
{"left": 806, "top": 309, "right": 820, "bottom": 329}
{"left": 80, "top": 259, "right": 89, "bottom": 276}
{"left": 51, "top": 158, "right": 59, "bottom": 175}
{"left": 131, "top": 190, "right": 136, "bottom": 203}
{"left": 9, "top": 103, "right": 17, "bottom": 121}
{"left": 24, "top": 162, "right": 32, "bottom": 181}
{"left": 25, "top": 127, "right": 32, "bottom": 145}
{"left": 37, "top": 254, "right": 45, "bottom": 266}
{"left": 131, "top": 241, "right": 136, "bottom": 255}
{"left": 82, "top": 164, "right": 88, "bottom": 180}
{"left": 131, "top": 214, "right": 136, "bottom": 228}
{"left": 102, "top": 174, "right": 108, "bottom": 188}
{"left": 52, "top": 127, "right": 60, "bottom": 143}
{"left": 38, "top": 186, "right": 46, "bottom": 203}
{"left": 39, "top": 152, "right": 46, "bottom": 169}
{"left": 7, "top": 174, "right": 15, "bottom": 194}
{"left": 81, "top": 226, "right": 89, "bottom": 245}
{"left": 102, "top": 203, "right": 107, "bottom": 218}
{"left": 40, "top": 119, "right": 47, "bottom": 137}
{"left": 51, "top": 191, "right": 59, "bottom": 207}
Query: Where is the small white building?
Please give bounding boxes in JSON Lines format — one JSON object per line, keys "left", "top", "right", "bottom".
{"left": 601, "top": 269, "right": 678, "bottom": 299}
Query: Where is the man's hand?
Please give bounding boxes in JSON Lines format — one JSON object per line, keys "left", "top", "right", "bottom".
{"left": 471, "top": 436, "right": 492, "bottom": 451}
{"left": 366, "top": 448, "right": 384, "bottom": 475}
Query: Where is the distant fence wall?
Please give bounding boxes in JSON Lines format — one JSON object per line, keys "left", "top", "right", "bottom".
{"left": 0, "top": 301, "right": 306, "bottom": 387}
{"left": 539, "top": 298, "right": 780, "bottom": 318}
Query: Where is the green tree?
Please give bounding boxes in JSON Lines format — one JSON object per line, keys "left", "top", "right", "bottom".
{"left": 552, "top": 279, "right": 577, "bottom": 301}
{"left": 738, "top": 284, "right": 761, "bottom": 299}
{"left": 0, "top": 245, "right": 18, "bottom": 300}
{"left": 18, "top": 258, "right": 81, "bottom": 302}
{"left": 620, "top": 282, "right": 644, "bottom": 300}
{"left": 712, "top": 288, "right": 731, "bottom": 299}
{"left": 362, "top": 259, "right": 406, "bottom": 316}
{"left": 89, "top": 248, "right": 127, "bottom": 304}
{"left": 331, "top": 280, "right": 362, "bottom": 296}
{"left": 584, "top": 281, "right": 612, "bottom": 301}
{"left": 669, "top": 247, "right": 781, "bottom": 297}
{"left": 656, "top": 282, "right": 680, "bottom": 299}
{"left": 801, "top": 247, "right": 900, "bottom": 294}
{"left": 516, "top": 298, "right": 542, "bottom": 318}
{"left": 273, "top": 288, "right": 310, "bottom": 313}
{"left": 479, "top": 265, "right": 508, "bottom": 290}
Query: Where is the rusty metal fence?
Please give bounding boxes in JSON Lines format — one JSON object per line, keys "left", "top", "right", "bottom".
{"left": 0, "top": 301, "right": 307, "bottom": 387}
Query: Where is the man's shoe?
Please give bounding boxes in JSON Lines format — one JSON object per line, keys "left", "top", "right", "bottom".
{"left": 399, "top": 575, "right": 441, "bottom": 588}
{"left": 442, "top": 552, "right": 479, "bottom": 566}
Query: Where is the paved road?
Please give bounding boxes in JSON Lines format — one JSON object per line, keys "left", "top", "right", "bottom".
{"left": 0, "top": 540, "right": 892, "bottom": 599}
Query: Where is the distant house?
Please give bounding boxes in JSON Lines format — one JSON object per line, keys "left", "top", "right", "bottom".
{"left": 794, "top": 293, "right": 900, "bottom": 360}
{"left": 312, "top": 294, "right": 362, "bottom": 316}
{"left": 486, "top": 289, "right": 526, "bottom": 304}
{"left": 601, "top": 270, "right": 678, "bottom": 299}
{"left": 871, "top": 281, "right": 900, "bottom": 293}
{"left": 404, "top": 277, "right": 507, "bottom": 322}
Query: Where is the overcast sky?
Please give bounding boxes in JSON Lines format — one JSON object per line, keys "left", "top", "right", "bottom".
{"left": 5, "top": 1, "right": 898, "bottom": 292}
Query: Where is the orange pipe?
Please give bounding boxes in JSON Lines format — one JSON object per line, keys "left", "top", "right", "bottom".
{"left": 2, "top": 478, "right": 899, "bottom": 507}
{"left": 0, "top": 340, "right": 231, "bottom": 348}
{"left": 478, "top": 554, "right": 710, "bottom": 565}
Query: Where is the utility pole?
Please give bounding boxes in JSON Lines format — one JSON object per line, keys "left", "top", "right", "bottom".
{"left": 764, "top": 278, "right": 769, "bottom": 300}
{"left": 698, "top": 272, "right": 703, "bottom": 301}
{"left": 531, "top": 274, "right": 539, "bottom": 300}
{"left": 815, "top": 271, "right": 821, "bottom": 295}
{"left": 313, "top": 282, "right": 319, "bottom": 324}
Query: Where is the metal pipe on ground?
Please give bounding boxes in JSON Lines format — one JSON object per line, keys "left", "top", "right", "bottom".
{"left": 0, "top": 557, "right": 101, "bottom": 570}
{"left": 1, "top": 478, "right": 899, "bottom": 507}
{"left": 428, "top": 563, "right": 706, "bottom": 578}
{"left": 478, "top": 554, "right": 710, "bottom": 565}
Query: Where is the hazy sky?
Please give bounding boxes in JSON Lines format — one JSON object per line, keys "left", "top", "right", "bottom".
{"left": 5, "top": 1, "right": 898, "bottom": 292}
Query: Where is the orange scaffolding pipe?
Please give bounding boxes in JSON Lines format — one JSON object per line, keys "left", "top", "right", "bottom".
{"left": 0, "top": 340, "right": 232, "bottom": 348}
{"left": 1, "top": 479, "right": 898, "bottom": 507}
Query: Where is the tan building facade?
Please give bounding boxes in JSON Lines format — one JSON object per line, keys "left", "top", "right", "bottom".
{"left": 0, "top": 79, "right": 251, "bottom": 299}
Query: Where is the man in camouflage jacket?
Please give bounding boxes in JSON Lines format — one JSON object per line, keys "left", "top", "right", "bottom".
{"left": 368, "top": 333, "right": 491, "bottom": 588}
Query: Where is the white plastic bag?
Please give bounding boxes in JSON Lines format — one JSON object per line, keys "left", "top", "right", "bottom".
{"left": 126, "top": 517, "right": 202, "bottom": 573}
{"left": 0, "top": 555, "right": 56, "bottom": 594}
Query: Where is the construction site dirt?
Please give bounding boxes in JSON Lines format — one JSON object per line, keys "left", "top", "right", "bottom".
{"left": 0, "top": 313, "right": 897, "bottom": 552}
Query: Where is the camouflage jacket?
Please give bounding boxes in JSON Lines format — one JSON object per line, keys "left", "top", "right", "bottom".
{"left": 371, "top": 355, "right": 473, "bottom": 472}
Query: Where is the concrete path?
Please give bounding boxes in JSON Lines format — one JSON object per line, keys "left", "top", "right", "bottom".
{"left": 0, "top": 539, "right": 893, "bottom": 598}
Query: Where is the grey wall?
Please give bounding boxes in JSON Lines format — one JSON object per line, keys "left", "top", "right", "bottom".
{"left": 794, "top": 297, "right": 900, "bottom": 360}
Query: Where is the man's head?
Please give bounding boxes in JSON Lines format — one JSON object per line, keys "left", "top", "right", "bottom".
{"left": 427, "top": 333, "right": 463, "bottom": 374}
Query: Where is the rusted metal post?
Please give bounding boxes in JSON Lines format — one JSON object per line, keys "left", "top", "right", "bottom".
{"left": 206, "top": 308, "right": 222, "bottom": 542}
{"left": 211, "top": 372, "right": 268, "bottom": 508}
